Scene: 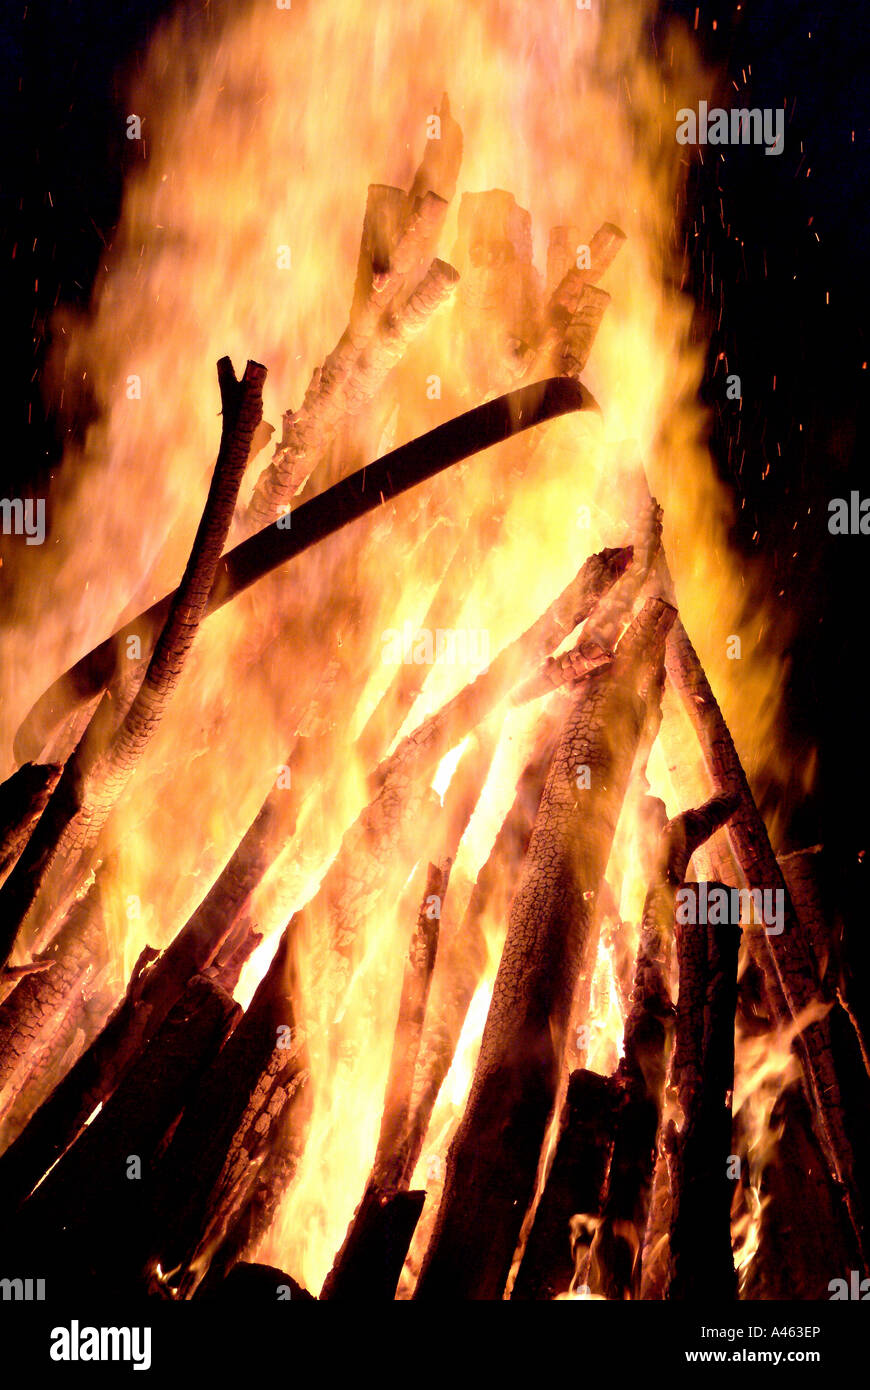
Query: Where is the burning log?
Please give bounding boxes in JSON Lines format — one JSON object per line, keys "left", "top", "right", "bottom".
{"left": 354, "top": 220, "right": 626, "bottom": 767}
{"left": 665, "top": 883, "right": 741, "bottom": 1301}
{"left": 534, "top": 222, "right": 627, "bottom": 369}
{"left": 0, "top": 864, "right": 114, "bottom": 1135}
{"left": 511, "top": 497, "right": 662, "bottom": 707}
{"left": 371, "top": 860, "right": 448, "bottom": 1184}
{"left": 415, "top": 597, "right": 675, "bottom": 1300}
{"left": 0, "top": 762, "right": 61, "bottom": 886}
{"left": 559, "top": 286, "right": 612, "bottom": 379}
{"left": 9, "top": 974, "right": 238, "bottom": 1290}
{"left": 247, "top": 96, "right": 462, "bottom": 527}
{"left": 665, "top": 614, "right": 868, "bottom": 1261}
{"left": 740, "top": 1080, "right": 862, "bottom": 1299}
{"left": 0, "top": 359, "right": 267, "bottom": 970}
{"left": 400, "top": 704, "right": 565, "bottom": 1190}
{"left": 320, "top": 1186, "right": 427, "bottom": 1301}
{"left": 777, "top": 846, "right": 835, "bottom": 985}
{"left": 370, "top": 545, "right": 631, "bottom": 802}
{"left": 0, "top": 765, "right": 298, "bottom": 1208}
{"left": 511, "top": 1069, "right": 619, "bottom": 1301}
{"left": 587, "top": 792, "right": 739, "bottom": 1300}
{"left": 451, "top": 190, "right": 542, "bottom": 390}
{"left": 16, "top": 378, "right": 599, "bottom": 767}
{"left": 141, "top": 931, "right": 309, "bottom": 1298}
{"left": 372, "top": 734, "right": 495, "bottom": 1192}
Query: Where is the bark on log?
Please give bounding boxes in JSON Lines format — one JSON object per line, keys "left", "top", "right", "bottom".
{"left": 357, "top": 221, "right": 620, "bottom": 767}
{"left": 142, "top": 930, "right": 309, "bottom": 1298}
{"left": 511, "top": 1069, "right": 618, "bottom": 1301}
{"left": 321, "top": 1185, "right": 426, "bottom": 1301}
{"left": 364, "top": 732, "right": 495, "bottom": 1195}
{"left": 369, "top": 545, "right": 630, "bottom": 801}
{"left": 587, "top": 793, "right": 739, "bottom": 1300}
{"left": 639, "top": 1147, "right": 672, "bottom": 1300}
{"left": 777, "top": 846, "right": 834, "bottom": 985}
{"left": 248, "top": 100, "right": 461, "bottom": 529}
{"left": 0, "top": 359, "right": 266, "bottom": 969}
{"left": 559, "top": 286, "right": 612, "bottom": 379}
{"left": 534, "top": 222, "right": 626, "bottom": 369}
{"left": 665, "top": 614, "right": 868, "bottom": 1262}
{"left": 0, "top": 864, "right": 113, "bottom": 1135}
{"left": 415, "top": 598, "right": 675, "bottom": 1300}
{"left": 400, "top": 704, "right": 565, "bottom": 1189}
{"left": 546, "top": 226, "right": 583, "bottom": 298}
{"left": 8, "top": 975, "right": 238, "bottom": 1290}
{"left": 0, "top": 762, "right": 61, "bottom": 885}
{"left": 349, "top": 185, "right": 412, "bottom": 331}
{"left": 0, "top": 767, "right": 298, "bottom": 1208}
{"left": 372, "top": 862, "right": 446, "bottom": 1191}
{"left": 16, "top": 378, "right": 599, "bottom": 767}
{"left": 342, "top": 258, "right": 460, "bottom": 418}
{"left": 666, "top": 884, "right": 740, "bottom": 1301}
{"left": 451, "top": 190, "right": 541, "bottom": 391}
{"left": 740, "top": 1081, "right": 862, "bottom": 1299}
{"left": 511, "top": 497, "right": 661, "bottom": 707}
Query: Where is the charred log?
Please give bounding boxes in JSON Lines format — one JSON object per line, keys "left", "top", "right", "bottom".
{"left": 0, "top": 762, "right": 61, "bottom": 886}
{"left": 665, "top": 883, "right": 740, "bottom": 1301}
{"left": 0, "top": 360, "right": 267, "bottom": 968}
{"left": 415, "top": 598, "right": 675, "bottom": 1300}
{"left": 16, "top": 378, "right": 600, "bottom": 767}
{"left": 320, "top": 1185, "right": 426, "bottom": 1301}
{"left": 511, "top": 1069, "right": 618, "bottom": 1301}
{"left": 666, "top": 614, "right": 868, "bottom": 1263}
{"left": 8, "top": 975, "right": 238, "bottom": 1292}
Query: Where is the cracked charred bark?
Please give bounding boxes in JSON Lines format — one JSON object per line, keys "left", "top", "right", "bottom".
{"left": 415, "top": 597, "right": 675, "bottom": 1300}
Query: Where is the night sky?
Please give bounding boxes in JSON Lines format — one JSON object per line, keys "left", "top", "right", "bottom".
{"left": 3, "top": 1, "right": 869, "bottom": 888}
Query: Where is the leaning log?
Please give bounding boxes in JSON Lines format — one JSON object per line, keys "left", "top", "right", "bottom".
{"left": 0, "top": 771, "right": 296, "bottom": 1207}
{"left": 247, "top": 98, "right": 462, "bottom": 528}
{"left": 8, "top": 975, "right": 238, "bottom": 1291}
{"left": 372, "top": 734, "right": 495, "bottom": 1191}
{"left": 0, "top": 359, "right": 267, "bottom": 969}
{"left": 369, "top": 545, "right": 630, "bottom": 801}
{"left": 665, "top": 614, "right": 868, "bottom": 1261}
{"left": 142, "top": 931, "right": 309, "bottom": 1298}
{"left": 511, "top": 1069, "right": 618, "bottom": 1301}
{"left": 415, "top": 597, "right": 676, "bottom": 1300}
{"left": 320, "top": 1186, "right": 427, "bottom": 1301}
{"left": 0, "top": 863, "right": 113, "bottom": 1134}
{"left": 371, "top": 862, "right": 445, "bottom": 1185}
{"left": 587, "top": 793, "right": 740, "bottom": 1300}
{"left": 400, "top": 703, "right": 565, "bottom": 1189}
{"left": 666, "top": 883, "right": 740, "bottom": 1301}
{"left": 15, "top": 378, "right": 600, "bottom": 766}
{"left": 0, "top": 762, "right": 61, "bottom": 886}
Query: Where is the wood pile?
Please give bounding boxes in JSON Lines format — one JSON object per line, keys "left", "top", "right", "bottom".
{"left": 2, "top": 107, "right": 867, "bottom": 1304}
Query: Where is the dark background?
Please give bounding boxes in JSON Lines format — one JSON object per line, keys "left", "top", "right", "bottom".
{"left": 2, "top": 0, "right": 868, "bottom": 880}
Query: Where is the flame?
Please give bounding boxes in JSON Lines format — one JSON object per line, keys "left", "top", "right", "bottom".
{"left": 0, "top": 0, "right": 805, "bottom": 1296}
